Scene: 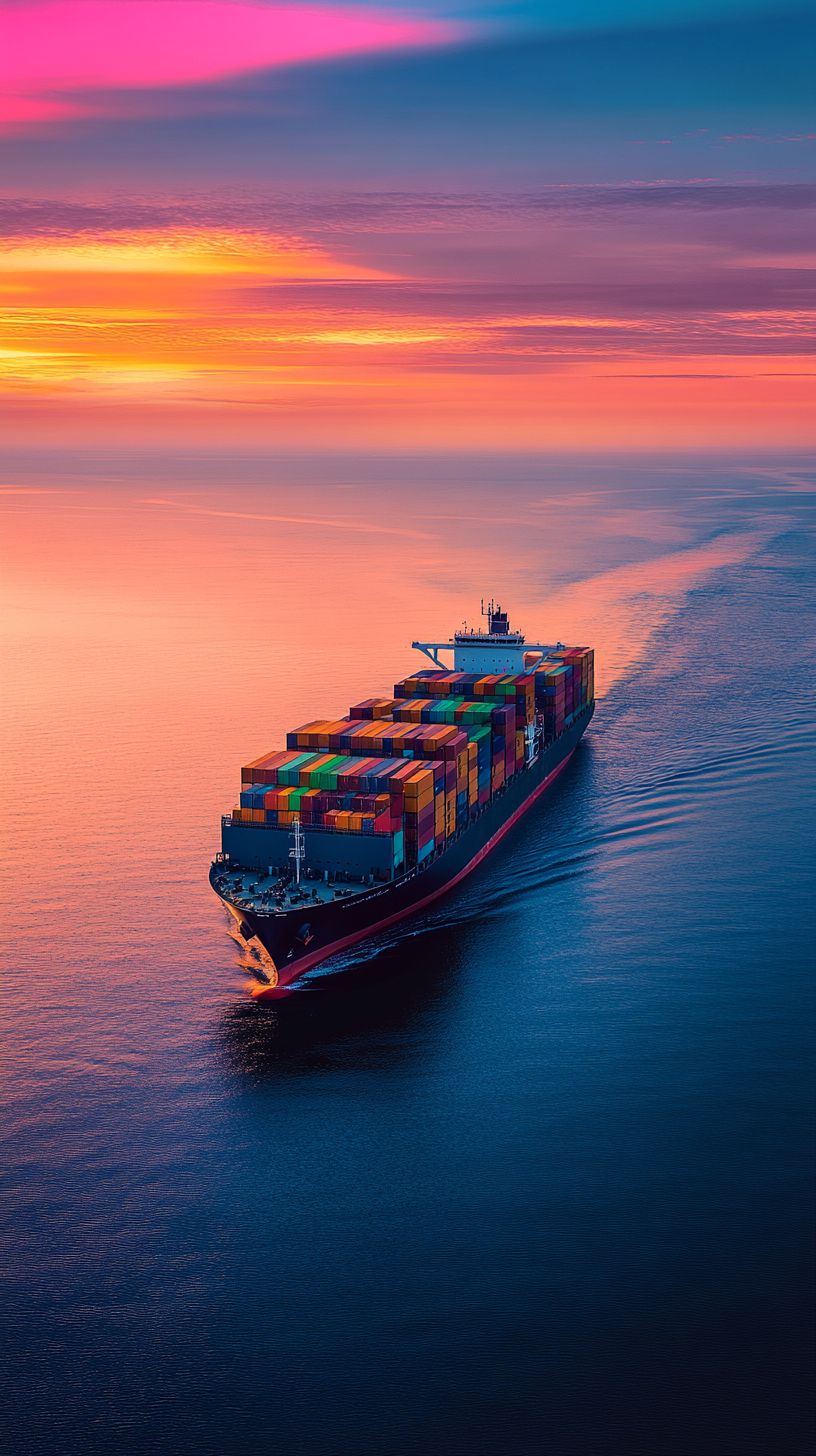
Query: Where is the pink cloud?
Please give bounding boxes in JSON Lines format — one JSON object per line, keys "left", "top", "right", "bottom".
{"left": 1, "top": 0, "right": 462, "bottom": 123}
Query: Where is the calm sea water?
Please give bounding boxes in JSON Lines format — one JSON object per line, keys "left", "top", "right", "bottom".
{"left": 2, "top": 453, "right": 814, "bottom": 1455}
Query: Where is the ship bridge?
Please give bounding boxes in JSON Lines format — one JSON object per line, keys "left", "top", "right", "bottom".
{"left": 412, "top": 600, "right": 561, "bottom": 675}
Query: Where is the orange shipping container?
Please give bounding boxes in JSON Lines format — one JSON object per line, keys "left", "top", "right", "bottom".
{"left": 403, "top": 770, "right": 434, "bottom": 797}
{"left": 388, "top": 723, "right": 416, "bottom": 745}
{"left": 412, "top": 791, "right": 434, "bottom": 814}
{"left": 474, "top": 675, "right": 501, "bottom": 696}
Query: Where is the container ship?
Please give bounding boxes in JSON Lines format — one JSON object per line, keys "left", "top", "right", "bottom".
{"left": 209, "top": 603, "right": 594, "bottom": 998}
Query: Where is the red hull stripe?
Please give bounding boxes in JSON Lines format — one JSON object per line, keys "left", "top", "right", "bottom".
{"left": 254, "top": 750, "right": 575, "bottom": 998}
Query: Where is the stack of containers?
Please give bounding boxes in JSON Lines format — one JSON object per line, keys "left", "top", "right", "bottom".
{"left": 533, "top": 647, "right": 594, "bottom": 738}
{"left": 323, "top": 808, "right": 369, "bottom": 834}
{"left": 353, "top": 696, "right": 497, "bottom": 729}
{"left": 467, "top": 740, "right": 478, "bottom": 812}
{"left": 467, "top": 725, "right": 492, "bottom": 805}
{"left": 435, "top": 772, "right": 446, "bottom": 849}
{"left": 534, "top": 663, "right": 568, "bottom": 738}
{"left": 235, "top": 752, "right": 430, "bottom": 832}
{"left": 562, "top": 648, "right": 593, "bottom": 715}
{"left": 353, "top": 696, "right": 526, "bottom": 759}
{"left": 346, "top": 698, "right": 400, "bottom": 720}
{"left": 233, "top": 652, "right": 594, "bottom": 869}
{"left": 544, "top": 647, "right": 595, "bottom": 725}
{"left": 455, "top": 737, "right": 469, "bottom": 826}
{"left": 241, "top": 748, "right": 311, "bottom": 787}
{"left": 287, "top": 718, "right": 472, "bottom": 775}
{"left": 393, "top": 672, "right": 535, "bottom": 732}
{"left": 402, "top": 762, "right": 446, "bottom": 865}
{"left": 352, "top": 694, "right": 521, "bottom": 791}
{"left": 491, "top": 721, "right": 505, "bottom": 794}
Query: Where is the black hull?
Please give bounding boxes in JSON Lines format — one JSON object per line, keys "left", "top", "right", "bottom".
{"left": 210, "top": 705, "right": 593, "bottom": 996}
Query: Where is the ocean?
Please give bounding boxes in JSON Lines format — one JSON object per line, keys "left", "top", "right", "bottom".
{"left": 2, "top": 452, "right": 814, "bottom": 1454}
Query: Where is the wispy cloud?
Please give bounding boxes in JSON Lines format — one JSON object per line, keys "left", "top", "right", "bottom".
{"left": 138, "top": 499, "right": 437, "bottom": 536}
{"left": 4, "top": 184, "right": 814, "bottom": 239}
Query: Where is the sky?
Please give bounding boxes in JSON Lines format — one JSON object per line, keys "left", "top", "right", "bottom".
{"left": 1, "top": 0, "right": 814, "bottom": 451}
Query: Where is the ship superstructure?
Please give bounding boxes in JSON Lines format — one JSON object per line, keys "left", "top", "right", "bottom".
{"left": 209, "top": 605, "right": 594, "bottom": 996}
{"left": 413, "top": 597, "right": 562, "bottom": 674}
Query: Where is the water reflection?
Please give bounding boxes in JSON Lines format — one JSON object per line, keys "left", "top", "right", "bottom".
{"left": 217, "top": 917, "right": 475, "bottom": 1079}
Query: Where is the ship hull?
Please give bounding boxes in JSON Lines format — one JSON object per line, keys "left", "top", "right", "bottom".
{"left": 211, "top": 704, "right": 593, "bottom": 996}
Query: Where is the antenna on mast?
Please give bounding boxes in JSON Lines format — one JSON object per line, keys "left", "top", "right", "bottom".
{"left": 481, "top": 598, "right": 510, "bottom": 635}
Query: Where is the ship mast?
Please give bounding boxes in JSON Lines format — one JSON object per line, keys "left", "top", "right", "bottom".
{"left": 289, "top": 814, "right": 305, "bottom": 886}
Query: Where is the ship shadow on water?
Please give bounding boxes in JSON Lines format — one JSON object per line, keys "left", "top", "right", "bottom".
{"left": 217, "top": 916, "right": 480, "bottom": 1078}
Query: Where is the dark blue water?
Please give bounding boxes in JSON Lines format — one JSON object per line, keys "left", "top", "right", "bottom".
{"left": 2, "top": 459, "right": 814, "bottom": 1454}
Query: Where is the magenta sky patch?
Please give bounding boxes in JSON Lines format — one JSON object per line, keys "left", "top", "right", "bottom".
{"left": 1, "top": 0, "right": 463, "bottom": 122}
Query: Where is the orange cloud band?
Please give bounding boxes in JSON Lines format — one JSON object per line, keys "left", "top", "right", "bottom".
{"left": 4, "top": 223, "right": 814, "bottom": 450}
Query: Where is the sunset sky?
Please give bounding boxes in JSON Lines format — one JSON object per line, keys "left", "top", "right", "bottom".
{"left": 2, "top": 0, "right": 813, "bottom": 450}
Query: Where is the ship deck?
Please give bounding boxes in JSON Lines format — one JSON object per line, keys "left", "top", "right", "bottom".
{"left": 211, "top": 864, "right": 374, "bottom": 913}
